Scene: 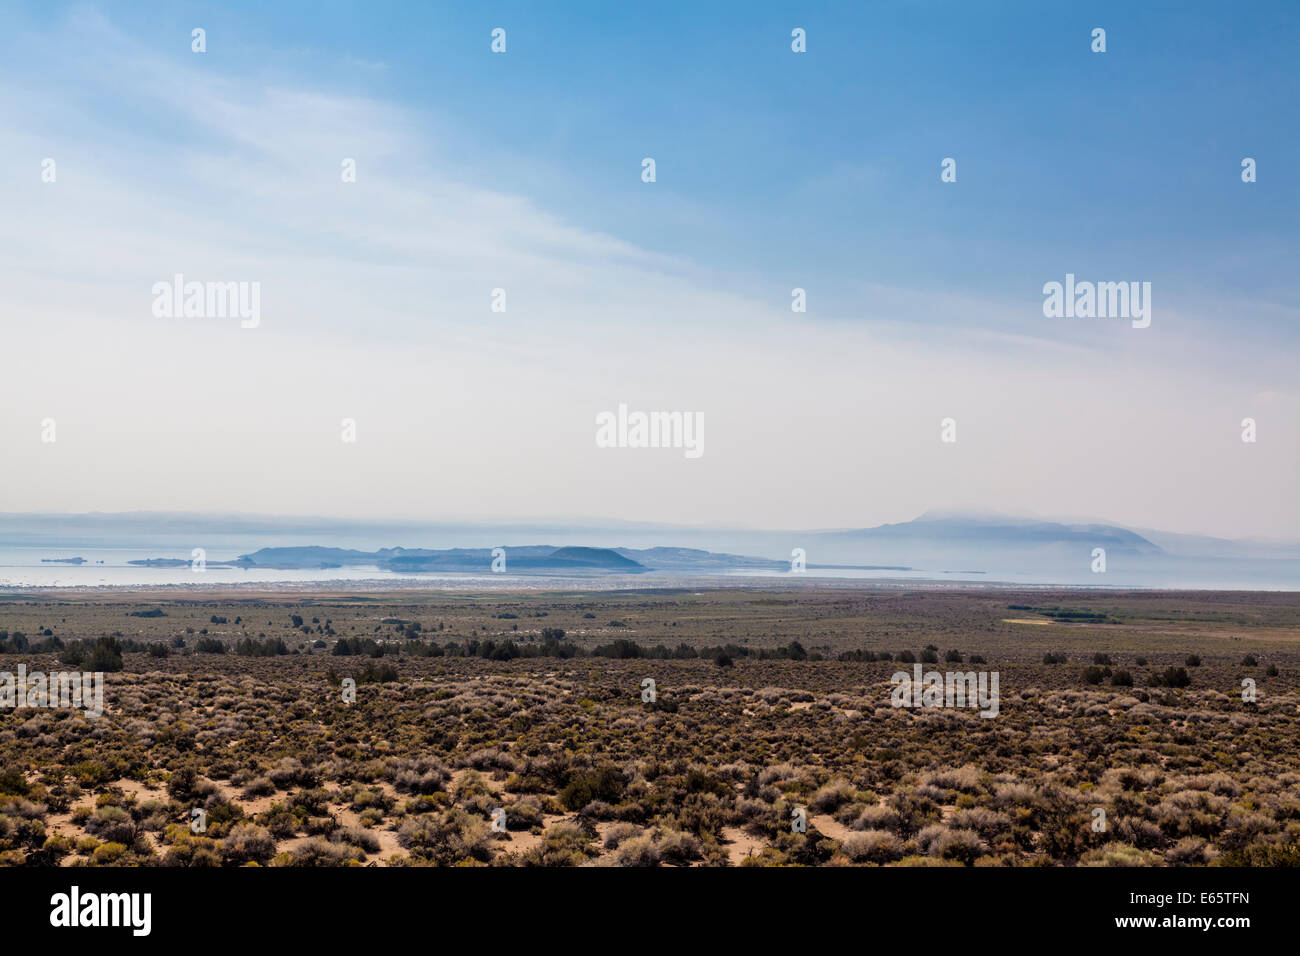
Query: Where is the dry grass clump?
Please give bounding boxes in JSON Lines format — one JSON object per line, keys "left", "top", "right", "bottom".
{"left": 1079, "top": 842, "right": 1163, "bottom": 866}
{"left": 602, "top": 822, "right": 643, "bottom": 850}
{"left": 851, "top": 804, "right": 902, "bottom": 833}
{"left": 387, "top": 757, "right": 450, "bottom": 795}
{"left": 916, "top": 825, "right": 989, "bottom": 863}
{"left": 395, "top": 807, "right": 493, "bottom": 865}
{"left": 808, "top": 779, "right": 855, "bottom": 813}
{"left": 222, "top": 823, "right": 276, "bottom": 864}
{"left": 841, "top": 829, "right": 903, "bottom": 863}
{"left": 332, "top": 826, "right": 382, "bottom": 854}
{"left": 611, "top": 834, "right": 659, "bottom": 867}
{"left": 515, "top": 822, "right": 597, "bottom": 866}
{"left": 274, "top": 837, "right": 365, "bottom": 867}
{"left": 655, "top": 828, "right": 703, "bottom": 865}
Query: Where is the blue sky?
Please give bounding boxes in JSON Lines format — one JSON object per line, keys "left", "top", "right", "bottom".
{"left": 4, "top": 1, "right": 1296, "bottom": 318}
{"left": 0, "top": 2, "right": 1296, "bottom": 537}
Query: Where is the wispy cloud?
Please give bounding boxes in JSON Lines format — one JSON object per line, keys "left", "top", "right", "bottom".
{"left": 0, "top": 7, "right": 1295, "bottom": 539}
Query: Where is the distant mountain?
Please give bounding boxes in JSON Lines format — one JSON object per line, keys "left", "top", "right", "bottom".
{"left": 3, "top": 510, "right": 1294, "bottom": 562}
{"left": 613, "top": 547, "right": 785, "bottom": 571}
{"left": 1130, "top": 527, "right": 1300, "bottom": 560}
{"left": 826, "top": 511, "right": 1162, "bottom": 555}
{"left": 6, "top": 509, "right": 1300, "bottom": 588}
{"left": 547, "top": 547, "right": 645, "bottom": 571}
{"left": 236, "top": 545, "right": 653, "bottom": 574}
{"left": 231, "top": 543, "right": 901, "bottom": 575}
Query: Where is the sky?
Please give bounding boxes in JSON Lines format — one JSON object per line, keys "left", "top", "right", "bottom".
{"left": 0, "top": 1, "right": 1297, "bottom": 539}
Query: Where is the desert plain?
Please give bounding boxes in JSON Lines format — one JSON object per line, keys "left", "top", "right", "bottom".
{"left": 0, "top": 584, "right": 1297, "bottom": 867}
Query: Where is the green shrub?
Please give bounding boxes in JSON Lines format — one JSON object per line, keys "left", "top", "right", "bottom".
{"left": 559, "top": 767, "right": 624, "bottom": 811}
{"left": 1155, "top": 667, "right": 1191, "bottom": 688}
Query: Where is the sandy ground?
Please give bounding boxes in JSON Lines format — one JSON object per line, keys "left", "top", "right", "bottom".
{"left": 720, "top": 826, "right": 765, "bottom": 864}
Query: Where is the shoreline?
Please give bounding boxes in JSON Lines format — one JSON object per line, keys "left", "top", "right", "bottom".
{"left": 0, "top": 575, "right": 1295, "bottom": 602}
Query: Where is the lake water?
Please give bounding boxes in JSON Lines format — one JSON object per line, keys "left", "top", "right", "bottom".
{"left": 0, "top": 546, "right": 511, "bottom": 588}
{"left": 0, "top": 542, "right": 1295, "bottom": 591}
